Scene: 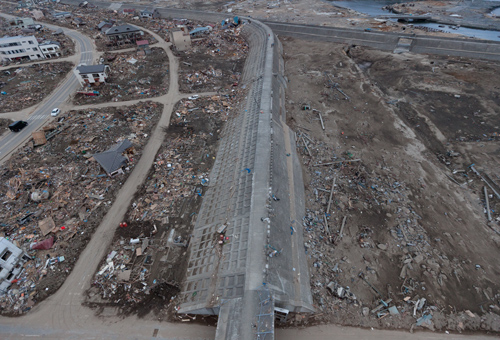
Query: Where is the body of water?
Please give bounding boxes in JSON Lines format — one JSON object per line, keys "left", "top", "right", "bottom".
{"left": 329, "top": 0, "right": 500, "bottom": 42}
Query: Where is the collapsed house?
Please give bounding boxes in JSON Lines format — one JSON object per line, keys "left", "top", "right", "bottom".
{"left": 92, "top": 139, "right": 134, "bottom": 176}
{"left": 97, "top": 21, "right": 114, "bottom": 33}
{"left": 9, "top": 17, "right": 34, "bottom": 29}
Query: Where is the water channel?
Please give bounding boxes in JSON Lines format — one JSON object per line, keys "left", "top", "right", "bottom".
{"left": 330, "top": 0, "right": 500, "bottom": 41}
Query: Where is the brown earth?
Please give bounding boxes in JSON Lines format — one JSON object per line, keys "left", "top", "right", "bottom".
{"left": 281, "top": 36, "right": 500, "bottom": 334}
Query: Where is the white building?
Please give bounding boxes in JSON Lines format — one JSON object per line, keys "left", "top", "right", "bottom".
{"left": 0, "top": 237, "right": 31, "bottom": 295}
{"left": 74, "top": 64, "right": 110, "bottom": 86}
{"left": 0, "top": 35, "right": 43, "bottom": 62}
{"left": 0, "top": 36, "right": 62, "bottom": 62}
{"left": 39, "top": 41, "right": 61, "bottom": 58}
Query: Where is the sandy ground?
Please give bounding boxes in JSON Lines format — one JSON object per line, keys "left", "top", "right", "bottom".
{"left": 282, "top": 36, "right": 500, "bottom": 334}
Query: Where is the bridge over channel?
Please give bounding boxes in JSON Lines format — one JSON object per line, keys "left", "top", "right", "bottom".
{"left": 374, "top": 14, "right": 432, "bottom": 22}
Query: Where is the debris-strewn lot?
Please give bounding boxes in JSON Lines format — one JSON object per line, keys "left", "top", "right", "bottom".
{"left": 0, "top": 102, "right": 162, "bottom": 315}
{"left": 0, "top": 62, "right": 73, "bottom": 113}
{"left": 174, "top": 28, "right": 248, "bottom": 93}
{"left": 84, "top": 94, "right": 240, "bottom": 319}
{"left": 73, "top": 48, "right": 169, "bottom": 105}
{"left": 27, "top": 3, "right": 158, "bottom": 52}
{"left": 282, "top": 37, "right": 500, "bottom": 334}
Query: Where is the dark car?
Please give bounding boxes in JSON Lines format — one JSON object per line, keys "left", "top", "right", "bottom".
{"left": 9, "top": 120, "right": 28, "bottom": 132}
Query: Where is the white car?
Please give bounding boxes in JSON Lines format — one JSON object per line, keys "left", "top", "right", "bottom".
{"left": 51, "top": 108, "right": 60, "bottom": 117}
{"left": 188, "top": 95, "right": 199, "bottom": 100}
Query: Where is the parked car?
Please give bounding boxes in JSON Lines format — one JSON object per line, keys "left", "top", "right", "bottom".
{"left": 51, "top": 108, "right": 60, "bottom": 117}
{"left": 188, "top": 95, "right": 199, "bottom": 100}
{"left": 9, "top": 120, "right": 28, "bottom": 132}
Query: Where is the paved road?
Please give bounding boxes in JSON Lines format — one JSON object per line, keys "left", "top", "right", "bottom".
{"left": 266, "top": 21, "right": 500, "bottom": 61}
{"left": 0, "top": 15, "right": 94, "bottom": 164}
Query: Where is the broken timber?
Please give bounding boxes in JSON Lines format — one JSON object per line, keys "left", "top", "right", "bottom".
{"left": 313, "top": 159, "right": 361, "bottom": 166}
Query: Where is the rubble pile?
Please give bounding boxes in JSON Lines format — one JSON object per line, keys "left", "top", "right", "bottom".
{"left": 86, "top": 94, "right": 241, "bottom": 319}
{"left": 0, "top": 102, "right": 162, "bottom": 315}
{"left": 175, "top": 27, "right": 248, "bottom": 93}
{"left": 0, "top": 62, "right": 73, "bottom": 113}
{"left": 73, "top": 48, "right": 169, "bottom": 105}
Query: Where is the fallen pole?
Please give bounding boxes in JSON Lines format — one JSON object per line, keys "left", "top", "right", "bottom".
{"left": 313, "top": 159, "right": 361, "bottom": 166}
{"left": 471, "top": 165, "right": 500, "bottom": 199}
{"left": 484, "top": 186, "right": 492, "bottom": 221}
{"left": 301, "top": 136, "right": 312, "bottom": 157}
{"left": 339, "top": 216, "right": 347, "bottom": 238}
{"left": 323, "top": 213, "right": 330, "bottom": 234}
{"left": 326, "top": 177, "right": 336, "bottom": 214}
{"left": 318, "top": 111, "right": 325, "bottom": 130}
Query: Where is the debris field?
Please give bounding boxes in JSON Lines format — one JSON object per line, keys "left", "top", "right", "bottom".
{"left": 26, "top": 2, "right": 158, "bottom": 52}
{"left": 282, "top": 37, "right": 500, "bottom": 333}
{"left": 73, "top": 48, "right": 169, "bottom": 105}
{"left": 174, "top": 27, "right": 248, "bottom": 93}
{"left": 85, "top": 93, "right": 243, "bottom": 320}
{"left": 0, "top": 102, "right": 162, "bottom": 315}
{"left": 0, "top": 62, "right": 73, "bottom": 113}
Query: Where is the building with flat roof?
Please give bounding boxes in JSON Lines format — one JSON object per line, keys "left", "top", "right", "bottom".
{"left": 39, "top": 40, "right": 61, "bottom": 58}
{"left": 0, "top": 36, "right": 62, "bottom": 62}
{"left": 0, "top": 35, "right": 43, "bottom": 62}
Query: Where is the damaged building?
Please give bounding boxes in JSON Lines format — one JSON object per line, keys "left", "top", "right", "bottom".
{"left": 0, "top": 35, "right": 62, "bottom": 62}
{"left": 105, "top": 24, "right": 144, "bottom": 45}
{"left": 74, "top": 64, "right": 110, "bottom": 86}
{"left": 0, "top": 238, "right": 31, "bottom": 295}
{"left": 92, "top": 139, "right": 134, "bottom": 176}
